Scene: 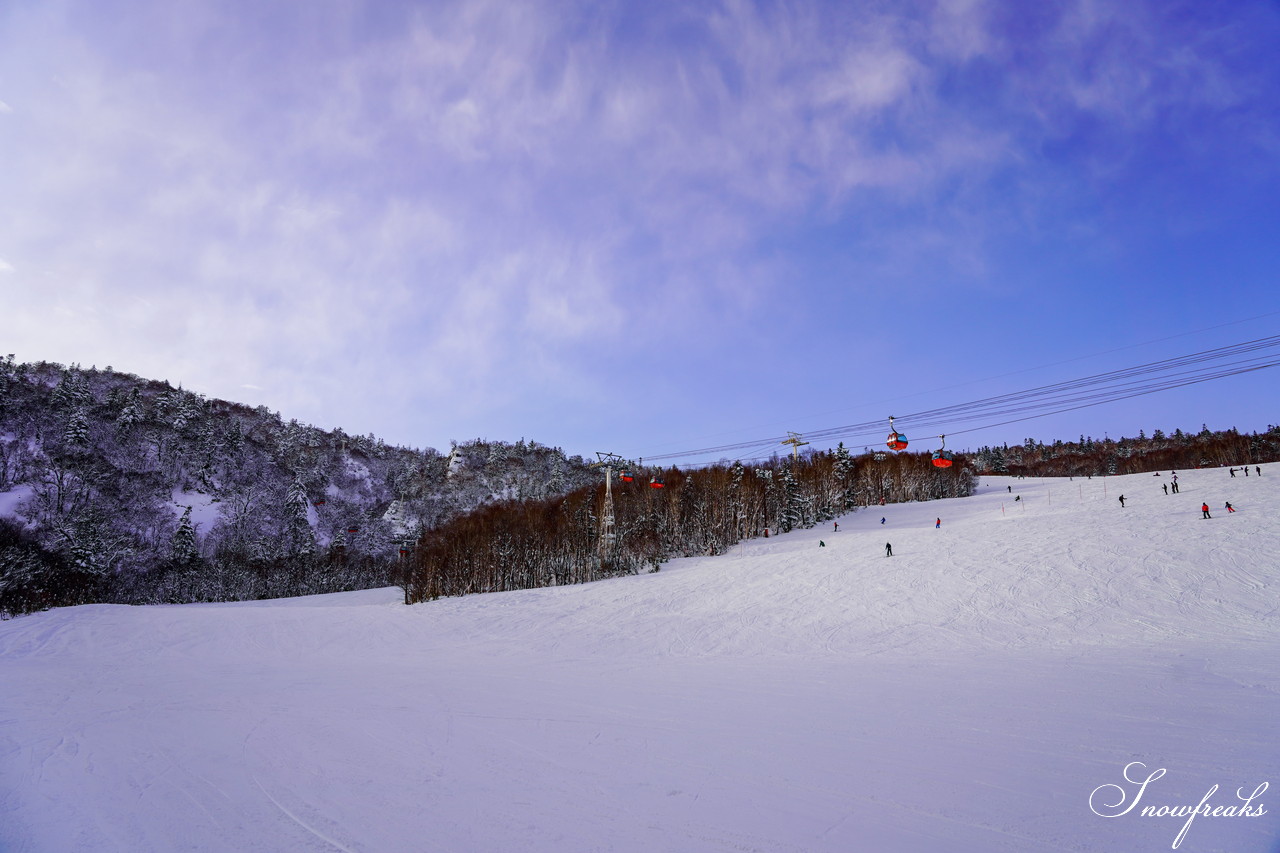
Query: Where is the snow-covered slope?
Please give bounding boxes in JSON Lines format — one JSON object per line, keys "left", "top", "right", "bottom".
{"left": 2, "top": 466, "right": 1278, "bottom": 852}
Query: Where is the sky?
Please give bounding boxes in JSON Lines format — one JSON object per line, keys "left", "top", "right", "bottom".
{"left": 2, "top": 0, "right": 1279, "bottom": 464}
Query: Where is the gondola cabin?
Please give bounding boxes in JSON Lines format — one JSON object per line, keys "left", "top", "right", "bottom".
{"left": 886, "top": 432, "right": 908, "bottom": 451}
{"left": 649, "top": 476, "right": 665, "bottom": 489}
{"left": 931, "top": 451, "right": 954, "bottom": 468}
{"left": 314, "top": 499, "right": 326, "bottom": 506}
{"left": 620, "top": 470, "right": 634, "bottom": 483}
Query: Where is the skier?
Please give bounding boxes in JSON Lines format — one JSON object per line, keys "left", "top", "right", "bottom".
{"left": 1162, "top": 483, "right": 1168, "bottom": 495}
{"left": 1201, "top": 503, "right": 1212, "bottom": 519}
{"left": 1225, "top": 502, "right": 1235, "bottom": 513}
{"left": 885, "top": 542, "right": 893, "bottom": 557}
{"left": 1008, "top": 485, "right": 1012, "bottom": 493}
{"left": 1230, "top": 468, "right": 1237, "bottom": 478}
{"left": 819, "top": 540, "right": 826, "bottom": 547}
{"left": 1257, "top": 466, "right": 1262, "bottom": 476}
{"left": 833, "top": 521, "right": 839, "bottom": 532}
{"left": 935, "top": 517, "right": 941, "bottom": 529}
{"left": 1244, "top": 466, "right": 1249, "bottom": 477}
{"left": 1118, "top": 495, "right": 1125, "bottom": 508}
{"left": 880, "top": 517, "right": 886, "bottom": 525}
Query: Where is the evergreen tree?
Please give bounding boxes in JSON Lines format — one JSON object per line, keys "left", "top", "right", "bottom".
{"left": 832, "top": 443, "right": 856, "bottom": 509}
{"left": 116, "top": 388, "right": 144, "bottom": 434}
{"left": 282, "top": 476, "right": 315, "bottom": 557}
{"left": 779, "top": 465, "right": 804, "bottom": 533}
{"left": 63, "top": 408, "right": 91, "bottom": 450}
{"left": 171, "top": 506, "right": 199, "bottom": 563}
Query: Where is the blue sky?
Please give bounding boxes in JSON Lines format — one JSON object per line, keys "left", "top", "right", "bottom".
{"left": 2, "top": 0, "right": 1278, "bottom": 463}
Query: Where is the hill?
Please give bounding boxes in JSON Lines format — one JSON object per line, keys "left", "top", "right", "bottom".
{"left": 1, "top": 464, "right": 1276, "bottom": 851}
{"left": 0, "top": 358, "right": 596, "bottom": 613}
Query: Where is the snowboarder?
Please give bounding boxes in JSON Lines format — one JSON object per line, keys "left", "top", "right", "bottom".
{"left": 885, "top": 542, "right": 893, "bottom": 557}
{"left": 1014, "top": 495, "right": 1021, "bottom": 502}
{"left": 1230, "top": 468, "right": 1237, "bottom": 478}
{"left": 1244, "top": 466, "right": 1249, "bottom": 477}
{"left": 1201, "top": 503, "right": 1212, "bottom": 519}
{"left": 819, "top": 540, "right": 826, "bottom": 547}
{"left": 1118, "top": 495, "right": 1125, "bottom": 508}
{"left": 1225, "top": 502, "right": 1235, "bottom": 513}
{"left": 1257, "top": 466, "right": 1262, "bottom": 476}
{"left": 1008, "top": 485, "right": 1012, "bottom": 493}
{"left": 880, "top": 517, "right": 886, "bottom": 525}
{"left": 1162, "top": 483, "right": 1168, "bottom": 495}
{"left": 935, "top": 517, "right": 941, "bottom": 529}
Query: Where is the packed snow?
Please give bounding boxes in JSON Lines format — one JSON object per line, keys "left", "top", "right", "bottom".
{"left": 2, "top": 466, "right": 1278, "bottom": 852}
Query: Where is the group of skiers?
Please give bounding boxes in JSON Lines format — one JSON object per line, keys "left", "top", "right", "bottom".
{"left": 807, "top": 464, "right": 1261, "bottom": 556}
{"left": 1121, "top": 466, "right": 1249, "bottom": 517}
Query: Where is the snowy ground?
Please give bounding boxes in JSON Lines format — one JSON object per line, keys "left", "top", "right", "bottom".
{"left": 2, "top": 465, "right": 1278, "bottom": 852}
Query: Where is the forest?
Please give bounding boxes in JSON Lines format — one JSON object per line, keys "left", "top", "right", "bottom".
{"left": 399, "top": 446, "right": 977, "bottom": 604}
{"left": 968, "top": 426, "right": 1280, "bottom": 478}
{"left": 0, "top": 357, "right": 595, "bottom": 616}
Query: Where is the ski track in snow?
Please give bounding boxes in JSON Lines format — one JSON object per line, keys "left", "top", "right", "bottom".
{"left": 2, "top": 465, "right": 1280, "bottom": 852}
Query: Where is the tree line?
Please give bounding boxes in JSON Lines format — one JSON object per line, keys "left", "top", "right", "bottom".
{"left": 969, "top": 425, "right": 1280, "bottom": 478}
{"left": 399, "top": 445, "right": 978, "bottom": 603}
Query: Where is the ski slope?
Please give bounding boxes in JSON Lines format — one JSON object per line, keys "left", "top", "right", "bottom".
{"left": 2, "top": 466, "right": 1278, "bottom": 852}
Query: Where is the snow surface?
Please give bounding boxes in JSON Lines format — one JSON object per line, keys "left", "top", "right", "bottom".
{"left": 0, "top": 483, "right": 33, "bottom": 521}
{"left": 169, "top": 488, "right": 222, "bottom": 534}
{"left": 2, "top": 466, "right": 1279, "bottom": 852}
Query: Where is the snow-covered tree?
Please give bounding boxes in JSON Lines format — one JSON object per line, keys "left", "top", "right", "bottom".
{"left": 282, "top": 476, "right": 315, "bottom": 557}
{"left": 171, "top": 506, "right": 199, "bottom": 563}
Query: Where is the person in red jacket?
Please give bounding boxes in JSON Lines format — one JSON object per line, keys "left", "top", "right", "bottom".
{"left": 1201, "top": 503, "right": 1212, "bottom": 519}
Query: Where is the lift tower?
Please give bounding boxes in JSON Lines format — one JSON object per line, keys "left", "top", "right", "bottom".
{"left": 781, "top": 432, "right": 809, "bottom": 462}
{"left": 592, "top": 452, "right": 626, "bottom": 555}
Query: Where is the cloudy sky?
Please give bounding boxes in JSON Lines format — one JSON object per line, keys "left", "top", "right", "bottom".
{"left": 2, "top": 0, "right": 1278, "bottom": 462}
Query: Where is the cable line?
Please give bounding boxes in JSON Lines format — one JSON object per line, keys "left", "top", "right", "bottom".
{"left": 637, "top": 332, "right": 1280, "bottom": 465}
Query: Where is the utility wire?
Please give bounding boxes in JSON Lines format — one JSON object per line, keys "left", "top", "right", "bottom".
{"left": 638, "top": 333, "right": 1280, "bottom": 465}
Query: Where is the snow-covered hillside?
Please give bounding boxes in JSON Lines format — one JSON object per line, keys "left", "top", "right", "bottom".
{"left": 2, "top": 466, "right": 1278, "bottom": 852}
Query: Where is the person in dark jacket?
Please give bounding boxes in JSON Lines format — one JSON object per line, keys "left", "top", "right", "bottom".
{"left": 1225, "top": 502, "right": 1235, "bottom": 513}
{"left": 1118, "top": 495, "right": 1125, "bottom": 508}
{"left": 885, "top": 542, "right": 893, "bottom": 557}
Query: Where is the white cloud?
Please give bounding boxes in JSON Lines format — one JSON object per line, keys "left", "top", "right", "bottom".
{"left": 0, "top": 0, "right": 1274, "bottom": 451}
